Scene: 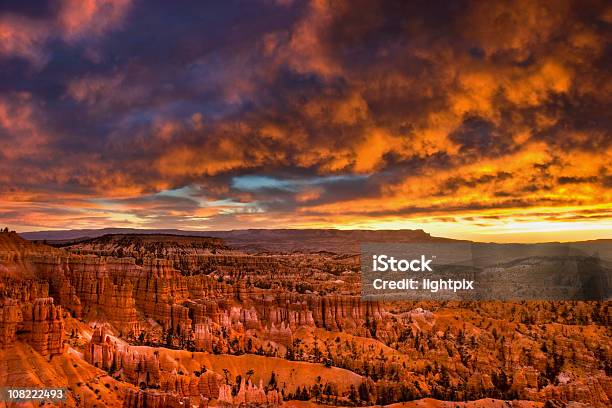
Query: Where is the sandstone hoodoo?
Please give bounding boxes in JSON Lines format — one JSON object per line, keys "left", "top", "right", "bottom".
{"left": 0, "top": 231, "right": 610, "bottom": 407}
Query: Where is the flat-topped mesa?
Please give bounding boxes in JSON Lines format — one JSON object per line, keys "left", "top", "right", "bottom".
{"left": 19, "top": 297, "right": 65, "bottom": 356}
{"left": 61, "top": 233, "right": 227, "bottom": 254}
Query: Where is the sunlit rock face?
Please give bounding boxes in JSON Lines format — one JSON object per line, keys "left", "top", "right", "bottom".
{"left": 0, "top": 231, "right": 610, "bottom": 407}
{"left": 0, "top": 298, "right": 22, "bottom": 348}
{"left": 19, "top": 297, "right": 65, "bottom": 356}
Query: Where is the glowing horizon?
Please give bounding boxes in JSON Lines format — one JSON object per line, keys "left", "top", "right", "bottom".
{"left": 13, "top": 203, "right": 612, "bottom": 243}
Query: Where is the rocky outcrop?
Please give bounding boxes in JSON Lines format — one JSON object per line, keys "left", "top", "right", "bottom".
{"left": 269, "top": 322, "right": 293, "bottom": 346}
{"left": 218, "top": 378, "right": 282, "bottom": 405}
{"left": 0, "top": 298, "right": 22, "bottom": 347}
{"left": 193, "top": 323, "right": 214, "bottom": 352}
{"left": 86, "top": 326, "right": 224, "bottom": 398}
{"left": 0, "top": 279, "right": 64, "bottom": 357}
{"left": 84, "top": 326, "right": 117, "bottom": 370}
{"left": 85, "top": 326, "right": 285, "bottom": 405}
{"left": 123, "top": 388, "right": 208, "bottom": 408}
{"left": 19, "top": 297, "right": 65, "bottom": 356}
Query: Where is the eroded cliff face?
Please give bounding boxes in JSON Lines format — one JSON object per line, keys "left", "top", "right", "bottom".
{"left": 0, "top": 298, "right": 21, "bottom": 348}
{"left": 0, "top": 231, "right": 610, "bottom": 407}
{"left": 18, "top": 236, "right": 382, "bottom": 341}
{"left": 19, "top": 297, "right": 65, "bottom": 356}
{"left": 0, "top": 234, "right": 65, "bottom": 357}
{"left": 85, "top": 326, "right": 279, "bottom": 406}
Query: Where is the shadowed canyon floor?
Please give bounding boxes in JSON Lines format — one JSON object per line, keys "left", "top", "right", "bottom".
{"left": 0, "top": 230, "right": 610, "bottom": 407}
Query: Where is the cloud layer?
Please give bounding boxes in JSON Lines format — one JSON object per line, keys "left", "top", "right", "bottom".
{"left": 0, "top": 0, "right": 610, "bottom": 241}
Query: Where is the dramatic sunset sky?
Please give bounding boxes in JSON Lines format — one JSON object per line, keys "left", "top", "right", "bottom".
{"left": 0, "top": 0, "right": 610, "bottom": 242}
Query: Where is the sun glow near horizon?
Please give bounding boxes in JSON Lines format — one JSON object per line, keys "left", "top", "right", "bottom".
{"left": 11, "top": 202, "right": 612, "bottom": 244}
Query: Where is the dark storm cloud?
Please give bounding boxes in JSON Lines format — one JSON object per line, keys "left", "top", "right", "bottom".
{"left": 437, "top": 172, "right": 514, "bottom": 195}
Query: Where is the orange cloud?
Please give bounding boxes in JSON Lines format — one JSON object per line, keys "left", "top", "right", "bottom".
{"left": 0, "top": 93, "right": 49, "bottom": 159}
{"left": 59, "top": 0, "right": 132, "bottom": 40}
{"left": 0, "top": 0, "right": 132, "bottom": 68}
{"left": 0, "top": 15, "right": 49, "bottom": 66}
